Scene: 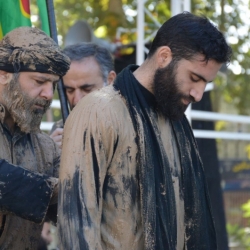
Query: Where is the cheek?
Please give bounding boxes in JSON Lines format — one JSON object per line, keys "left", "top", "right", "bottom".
{"left": 174, "top": 75, "right": 187, "bottom": 93}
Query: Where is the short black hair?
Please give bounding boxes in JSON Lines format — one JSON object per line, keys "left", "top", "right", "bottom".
{"left": 148, "top": 12, "right": 232, "bottom": 64}
{"left": 63, "top": 42, "right": 114, "bottom": 84}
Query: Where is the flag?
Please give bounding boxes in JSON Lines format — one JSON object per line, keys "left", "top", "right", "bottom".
{"left": 37, "top": 0, "right": 50, "bottom": 36}
{"left": 0, "top": 0, "right": 31, "bottom": 39}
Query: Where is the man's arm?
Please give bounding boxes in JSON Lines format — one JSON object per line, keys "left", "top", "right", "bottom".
{"left": 0, "top": 159, "right": 57, "bottom": 224}
{"left": 58, "top": 98, "right": 118, "bottom": 249}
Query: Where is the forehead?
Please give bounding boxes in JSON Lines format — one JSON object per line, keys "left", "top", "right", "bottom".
{"left": 176, "top": 54, "right": 222, "bottom": 82}
{"left": 63, "top": 57, "right": 103, "bottom": 85}
{"left": 70, "top": 57, "right": 101, "bottom": 71}
{"left": 62, "top": 58, "right": 105, "bottom": 90}
{"left": 19, "top": 72, "right": 60, "bottom": 81}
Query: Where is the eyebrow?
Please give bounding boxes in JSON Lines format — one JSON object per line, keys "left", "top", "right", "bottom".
{"left": 192, "top": 72, "right": 212, "bottom": 83}
{"left": 34, "top": 76, "right": 59, "bottom": 83}
{"left": 64, "top": 83, "right": 94, "bottom": 89}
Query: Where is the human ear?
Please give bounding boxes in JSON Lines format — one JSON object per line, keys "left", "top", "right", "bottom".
{"left": 156, "top": 46, "right": 172, "bottom": 68}
{"left": 107, "top": 71, "right": 117, "bottom": 85}
{"left": 0, "top": 70, "right": 12, "bottom": 86}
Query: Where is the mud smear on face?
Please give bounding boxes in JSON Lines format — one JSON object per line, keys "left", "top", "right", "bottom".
{"left": 2, "top": 75, "right": 51, "bottom": 133}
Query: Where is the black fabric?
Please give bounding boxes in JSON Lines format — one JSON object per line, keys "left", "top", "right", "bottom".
{"left": 114, "top": 65, "right": 217, "bottom": 249}
{"left": 0, "top": 159, "right": 55, "bottom": 224}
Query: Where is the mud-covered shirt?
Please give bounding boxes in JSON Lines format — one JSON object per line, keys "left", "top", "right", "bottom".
{"left": 0, "top": 103, "right": 60, "bottom": 250}
{"left": 58, "top": 86, "right": 184, "bottom": 250}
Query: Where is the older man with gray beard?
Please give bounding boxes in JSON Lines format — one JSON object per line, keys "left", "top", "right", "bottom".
{"left": 0, "top": 26, "right": 70, "bottom": 249}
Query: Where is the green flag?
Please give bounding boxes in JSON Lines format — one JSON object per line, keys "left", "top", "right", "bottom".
{"left": 0, "top": 0, "right": 31, "bottom": 39}
{"left": 37, "top": 0, "right": 50, "bottom": 36}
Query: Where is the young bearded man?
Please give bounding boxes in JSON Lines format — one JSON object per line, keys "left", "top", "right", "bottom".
{"left": 58, "top": 12, "right": 232, "bottom": 250}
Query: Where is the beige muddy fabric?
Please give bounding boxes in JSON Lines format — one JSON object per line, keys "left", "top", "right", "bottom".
{"left": 59, "top": 86, "right": 184, "bottom": 250}
{"left": 0, "top": 104, "right": 60, "bottom": 250}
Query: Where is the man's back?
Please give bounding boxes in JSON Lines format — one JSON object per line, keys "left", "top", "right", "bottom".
{"left": 58, "top": 82, "right": 186, "bottom": 249}
{"left": 58, "top": 86, "right": 145, "bottom": 249}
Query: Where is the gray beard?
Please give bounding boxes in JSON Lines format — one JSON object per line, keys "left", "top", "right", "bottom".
{"left": 1, "top": 76, "right": 51, "bottom": 133}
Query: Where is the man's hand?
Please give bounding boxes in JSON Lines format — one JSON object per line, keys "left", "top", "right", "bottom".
{"left": 50, "top": 128, "right": 63, "bottom": 149}
{"left": 50, "top": 179, "right": 58, "bottom": 205}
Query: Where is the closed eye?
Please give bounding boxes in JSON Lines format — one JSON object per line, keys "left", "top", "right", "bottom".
{"left": 36, "top": 80, "right": 44, "bottom": 85}
{"left": 190, "top": 76, "right": 200, "bottom": 83}
{"left": 65, "top": 88, "right": 74, "bottom": 94}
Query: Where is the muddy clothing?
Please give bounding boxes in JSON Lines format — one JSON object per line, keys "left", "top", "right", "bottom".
{"left": 59, "top": 66, "right": 216, "bottom": 250}
{"left": 0, "top": 103, "right": 60, "bottom": 250}
{"left": 50, "top": 119, "right": 63, "bottom": 135}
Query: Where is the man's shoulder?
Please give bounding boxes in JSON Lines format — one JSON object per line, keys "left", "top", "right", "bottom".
{"left": 66, "top": 86, "right": 130, "bottom": 130}
{"left": 77, "top": 85, "right": 125, "bottom": 111}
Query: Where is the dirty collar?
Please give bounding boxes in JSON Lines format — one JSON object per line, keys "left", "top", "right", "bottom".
{"left": 0, "top": 27, "right": 70, "bottom": 77}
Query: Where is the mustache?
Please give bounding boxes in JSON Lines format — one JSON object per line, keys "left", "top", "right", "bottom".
{"left": 33, "top": 98, "right": 51, "bottom": 110}
{"left": 181, "top": 95, "right": 196, "bottom": 104}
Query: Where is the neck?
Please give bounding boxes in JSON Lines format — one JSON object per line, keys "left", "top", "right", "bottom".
{"left": 133, "top": 59, "right": 156, "bottom": 94}
{"left": 3, "top": 110, "right": 15, "bottom": 134}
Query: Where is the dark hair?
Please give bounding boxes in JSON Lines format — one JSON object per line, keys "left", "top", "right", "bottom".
{"left": 63, "top": 42, "right": 114, "bottom": 84}
{"left": 148, "top": 12, "right": 232, "bottom": 64}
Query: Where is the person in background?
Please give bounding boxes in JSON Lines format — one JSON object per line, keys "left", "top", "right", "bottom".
{"left": 38, "top": 221, "right": 53, "bottom": 250}
{"left": 0, "top": 26, "right": 70, "bottom": 249}
{"left": 50, "top": 42, "right": 116, "bottom": 149}
{"left": 58, "top": 12, "right": 232, "bottom": 250}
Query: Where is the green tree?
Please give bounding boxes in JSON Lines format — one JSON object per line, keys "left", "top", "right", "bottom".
{"left": 31, "top": 0, "right": 250, "bottom": 116}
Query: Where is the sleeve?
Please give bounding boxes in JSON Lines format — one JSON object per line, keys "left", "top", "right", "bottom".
{"left": 45, "top": 140, "right": 61, "bottom": 224}
{"left": 0, "top": 159, "right": 58, "bottom": 224}
{"left": 59, "top": 99, "right": 119, "bottom": 250}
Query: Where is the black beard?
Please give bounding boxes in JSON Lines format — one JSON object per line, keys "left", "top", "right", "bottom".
{"left": 153, "top": 60, "right": 192, "bottom": 121}
{"left": 1, "top": 76, "right": 51, "bottom": 133}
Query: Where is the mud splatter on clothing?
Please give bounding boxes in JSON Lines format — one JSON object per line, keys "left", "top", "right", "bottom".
{"left": 58, "top": 86, "right": 184, "bottom": 249}
{"left": 58, "top": 65, "right": 216, "bottom": 250}
{"left": 0, "top": 103, "right": 60, "bottom": 250}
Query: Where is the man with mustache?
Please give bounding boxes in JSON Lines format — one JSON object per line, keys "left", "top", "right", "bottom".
{"left": 50, "top": 42, "right": 116, "bottom": 149}
{"left": 0, "top": 27, "right": 70, "bottom": 249}
{"left": 58, "top": 12, "right": 232, "bottom": 250}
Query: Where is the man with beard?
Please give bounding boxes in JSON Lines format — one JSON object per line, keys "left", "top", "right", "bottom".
{"left": 58, "top": 12, "right": 232, "bottom": 250}
{"left": 0, "top": 27, "right": 70, "bottom": 249}
{"left": 50, "top": 42, "right": 116, "bottom": 149}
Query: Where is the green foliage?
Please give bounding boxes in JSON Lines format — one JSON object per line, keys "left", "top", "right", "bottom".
{"left": 227, "top": 223, "right": 250, "bottom": 249}
{"left": 242, "top": 200, "right": 250, "bottom": 220}
{"left": 30, "top": 0, "right": 250, "bottom": 116}
{"left": 226, "top": 200, "right": 250, "bottom": 249}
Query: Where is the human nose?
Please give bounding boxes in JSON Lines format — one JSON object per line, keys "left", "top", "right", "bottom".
{"left": 40, "top": 82, "right": 54, "bottom": 100}
{"left": 73, "top": 90, "right": 84, "bottom": 106}
{"left": 189, "top": 83, "right": 206, "bottom": 102}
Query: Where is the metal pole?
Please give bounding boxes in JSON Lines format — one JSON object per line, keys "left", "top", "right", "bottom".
{"left": 136, "top": 0, "right": 145, "bottom": 65}
{"left": 46, "top": 0, "right": 69, "bottom": 123}
{"left": 171, "top": 0, "right": 192, "bottom": 122}
{"left": 183, "top": 0, "right": 191, "bottom": 12}
{"left": 182, "top": 0, "right": 191, "bottom": 122}
{"left": 171, "top": 0, "right": 182, "bottom": 15}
